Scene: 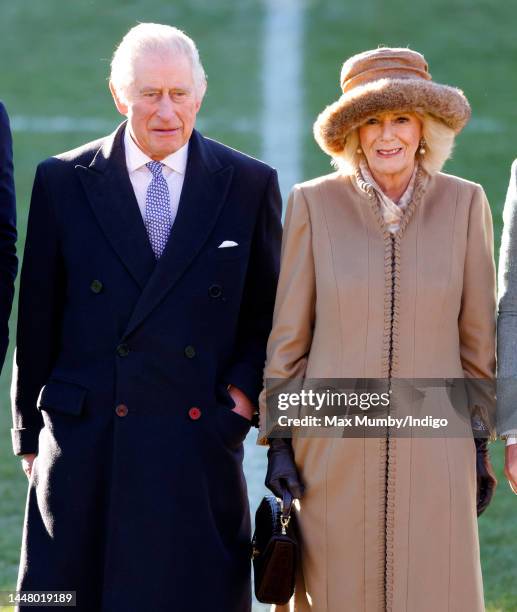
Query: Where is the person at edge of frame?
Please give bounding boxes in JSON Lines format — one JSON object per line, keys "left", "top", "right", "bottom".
{"left": 0, "top": 100, "right": 17, "bottom": 373}
{"left": 496, "top": 159, "right": 517, "bottom": 494}
{"left": 258, "top": 47, "right": 497, "bottom": 612}
{"left": 11, "top": 22, "right": 281, "bottom": 612}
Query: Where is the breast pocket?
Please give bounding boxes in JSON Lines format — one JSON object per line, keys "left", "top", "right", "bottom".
{"left": 201, "top": 241, "right": 251, "bottom": 262}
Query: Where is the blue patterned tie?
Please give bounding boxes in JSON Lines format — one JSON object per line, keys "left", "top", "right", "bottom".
{"left": 145, "top": 161, "right": 172, "bottom": 258}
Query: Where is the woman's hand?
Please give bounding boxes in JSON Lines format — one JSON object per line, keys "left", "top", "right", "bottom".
{"left": 266, "top": 438, "right": 305, "bottom": 500}
{"left": 504, "top": 443, "right": 517, "bottom": 494}
{"left": 475, "top": 438, "right": 497, "bottom": 515}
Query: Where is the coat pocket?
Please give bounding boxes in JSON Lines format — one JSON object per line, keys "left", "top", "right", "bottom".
{"left": 214, "top": 384, "right": 252, "bottom": 447}
{"left": 201, "top": 241, "right": 251, "bottom": 262}
{"left": 37, "top": 380, "right": 88, "bottom": 417}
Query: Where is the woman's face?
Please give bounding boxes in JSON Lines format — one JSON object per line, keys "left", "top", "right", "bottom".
{"left": 358, "top": 112, "right": 422, "bottom": 182}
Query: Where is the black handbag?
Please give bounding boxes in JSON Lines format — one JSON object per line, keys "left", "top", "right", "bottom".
{"left": 251, "top": 491, "right": 298, "bottom": 605}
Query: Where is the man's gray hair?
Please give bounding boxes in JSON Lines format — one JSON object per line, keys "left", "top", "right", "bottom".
{"left": 110, "top": 23, "right": 207, "bottom": 102}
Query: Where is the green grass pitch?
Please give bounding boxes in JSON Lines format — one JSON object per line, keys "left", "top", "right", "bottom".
{"left": 0, "top": 1, "right": 516, "bottom": 610}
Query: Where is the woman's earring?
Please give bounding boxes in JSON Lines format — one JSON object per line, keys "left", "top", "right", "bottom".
{"left": 356, "top": 147, "right": 363, "bottom": 155}
{"left": 419, "top": 139, "right": 426, "bottom": 155}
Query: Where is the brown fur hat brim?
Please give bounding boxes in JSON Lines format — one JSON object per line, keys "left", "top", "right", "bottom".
{"left": 314, "top": 78, "right": 471, "bottom": 157}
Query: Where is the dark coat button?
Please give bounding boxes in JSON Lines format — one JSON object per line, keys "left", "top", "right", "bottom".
{"left": 184, "top": 345, "right": 196, "bottom": 359}
{"left": 188, "top": 407, "right": 201, "bottom": 420}
{"left": 117, "top": 343, "right": 130, "bottom": 357}
{"left": 116, "top": 404, "right": 128, "bottom": 417}
{"left": 90, "top": 280, "right": 103, "bottom": 294}
{"left": 208, "top": 284, "right": 222, "bottom": 298}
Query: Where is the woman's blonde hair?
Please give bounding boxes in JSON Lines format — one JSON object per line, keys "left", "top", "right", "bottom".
{"left": 332, "top": 112, "right": 455, "bottom": 176}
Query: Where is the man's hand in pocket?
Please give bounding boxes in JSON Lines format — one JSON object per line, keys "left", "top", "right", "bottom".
{"left": 227, "top": 384, "right": 254, "bottom": 421}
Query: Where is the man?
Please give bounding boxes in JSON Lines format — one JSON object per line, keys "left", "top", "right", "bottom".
{"left": 12, "top": 24, "right": 281, "bottom": 611}
{"left": 0, "top": 101, "right": 17, "bottom": 372}
{"left": 497, "top": 158, "right": 517, "bottom": 495}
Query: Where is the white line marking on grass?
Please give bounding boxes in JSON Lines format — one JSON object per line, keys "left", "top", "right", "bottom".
{"left": 260, "top": 0, "right": 304, "bottom": 198}
{"left": 10, "top": 115, "right": 257, "bottom": 135}
{"left": 243, "top": 9, "right": 304, "bottom": 604}
{"left": 10, "top": 116, "right": 116, "bottom": 133}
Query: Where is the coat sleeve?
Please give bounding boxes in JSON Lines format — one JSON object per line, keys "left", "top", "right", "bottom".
{"left": 0, "top": 102, "right": 17, "bottom": 374}
{"left": 11, "top": 162, "right": 65, "bottom": 456}
{"left": 257, "top": 185, "right": 316, "bottom": 444}
{"left": 223, "top": 168, "right": 282, "bottom": 405}
{"left": 458, "top": 183, "right": 496, "bottom": 434}
{"left": 497, "top": 160, "right": 517, "bottom": 434}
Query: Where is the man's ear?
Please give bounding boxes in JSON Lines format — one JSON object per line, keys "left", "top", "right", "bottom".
{"left": 195, "top": 88, "right": 206, "bottom": 114}
{"left": 109, "top": 81, "right": 129, "bottom": 116}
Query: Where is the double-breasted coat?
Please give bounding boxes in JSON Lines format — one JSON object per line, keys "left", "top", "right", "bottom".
{"left": 259, "top": 170, "right": 496, "bottom": 611}
{"left": 11, "top": 124, "right": 282, "bottom": 611}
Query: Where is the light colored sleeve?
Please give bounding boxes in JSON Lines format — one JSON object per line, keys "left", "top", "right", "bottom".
{"left": 505, "top": 432, "right": 517, "bottom": 446}
{"left": 257, "top": 185, "right": 316, "bottom": 444}
{"left": 497, "top": 160, "right": 517, "bottom": 435}
{"left": 458, "top": 184, "right": 497, "bottom": 434}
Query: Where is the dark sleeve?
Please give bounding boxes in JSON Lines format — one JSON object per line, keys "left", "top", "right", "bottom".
{"left": 11, "top": 162, "right": 65, "bottom": 456}
{"left": 223, "top": 168, "right": 282, "bottom": 405}
{"left": 0, "top": 102, "right": 18, "bottom": 373}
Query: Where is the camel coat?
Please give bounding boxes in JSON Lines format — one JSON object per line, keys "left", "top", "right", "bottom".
{"left": 258, "top": 170, "right": 496, "bottom": 611}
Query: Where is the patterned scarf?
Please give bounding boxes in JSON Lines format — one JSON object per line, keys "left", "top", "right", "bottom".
{"left": 359, "top": 161, "right": 419, "bottom": 234}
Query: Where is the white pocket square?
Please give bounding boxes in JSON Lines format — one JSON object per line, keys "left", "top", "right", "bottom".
{"left": 218, "top": 240, "right": 238, "bottom": 248}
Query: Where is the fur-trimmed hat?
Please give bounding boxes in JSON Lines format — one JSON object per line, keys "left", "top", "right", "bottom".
{"left": 314, "top": 47, "right": 471, "bottom": 157}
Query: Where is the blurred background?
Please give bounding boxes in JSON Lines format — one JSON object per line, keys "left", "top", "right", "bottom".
{"left": 0, "top": 0, "right": 516, "bottom": 610}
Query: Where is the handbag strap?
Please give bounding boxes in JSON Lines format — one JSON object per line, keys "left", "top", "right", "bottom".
{"left": 281, "top": 490, "right": 293, "bottom": 516}
{"left": 280, "top": 490, "right": 294, "bottom": 534}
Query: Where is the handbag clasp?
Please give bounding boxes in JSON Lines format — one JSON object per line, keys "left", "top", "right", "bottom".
{"left": 280, "top": 514, "right": 291, "bottom": 535}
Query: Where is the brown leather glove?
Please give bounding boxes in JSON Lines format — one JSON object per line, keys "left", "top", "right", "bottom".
{"left": 265, "top": 438, "right": 305, "bottom": 500}
{"left": 475, "top": 438, "right": 497, "bottom": 516}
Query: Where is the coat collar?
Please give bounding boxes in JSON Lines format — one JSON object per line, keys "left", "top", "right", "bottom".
{"left": 75, "top": 122, "right": 156, "bottom": 289}
{"left": 76, "top": 122, "right": 233, "bottom": 337}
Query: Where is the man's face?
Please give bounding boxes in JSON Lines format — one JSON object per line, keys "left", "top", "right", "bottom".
{"left": 111, "top": 52, "right": 202, "bottom": 160}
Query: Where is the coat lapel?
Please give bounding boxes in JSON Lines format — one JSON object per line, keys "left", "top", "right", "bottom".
{"left": 75, "top": 123, "right": 156, "bottom": 289}
{"left": 123, "top": 129, "right": 234, "bottom": 337}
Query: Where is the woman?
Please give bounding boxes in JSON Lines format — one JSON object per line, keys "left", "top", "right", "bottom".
{"left": 258, "top": 48, "right": 497, "bottom": 611}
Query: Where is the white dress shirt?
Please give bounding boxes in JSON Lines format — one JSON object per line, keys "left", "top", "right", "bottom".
{"left": 124, "top": 127, "right": 188, "bottom": 227}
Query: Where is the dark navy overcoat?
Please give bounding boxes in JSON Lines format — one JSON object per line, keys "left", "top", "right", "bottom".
{"left": 11, "top": 123, "right": 282, "bottom": 611}
{"left": 0, "top": 101, "right": 17, "bottom": 372}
